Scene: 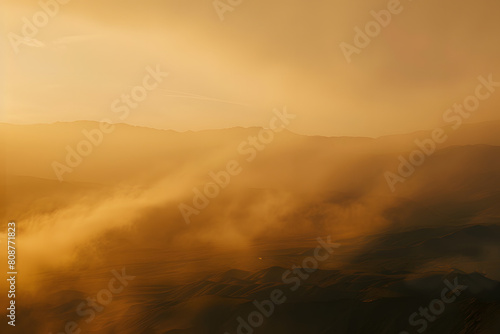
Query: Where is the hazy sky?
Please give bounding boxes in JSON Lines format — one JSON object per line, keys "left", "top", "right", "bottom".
{"left": 2, "top": 0, "right": 500, "bottom": 137}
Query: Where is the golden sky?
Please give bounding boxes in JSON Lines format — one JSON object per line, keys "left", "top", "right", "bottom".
{"left": 2, "top": 0, "right": 500, "bottom": 137}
